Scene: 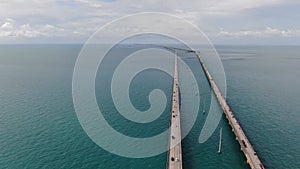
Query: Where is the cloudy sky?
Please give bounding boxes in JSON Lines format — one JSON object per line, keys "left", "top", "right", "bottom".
{"left": 0, "top": 0, "right": 299, "bottom": 44}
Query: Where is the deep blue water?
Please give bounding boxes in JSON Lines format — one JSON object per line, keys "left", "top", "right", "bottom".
{"left": 0, "top": 45, "right": 299, "bottom": 169}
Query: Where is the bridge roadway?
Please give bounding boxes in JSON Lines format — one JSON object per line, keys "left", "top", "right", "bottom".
{"left": 167, "top": 52, "right": 183, "bottom": 169}
{"left": 195, "top": 51, "right": 265, "bottom": 169}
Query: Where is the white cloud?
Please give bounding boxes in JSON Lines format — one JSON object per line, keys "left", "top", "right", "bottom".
{"left": 200, "top": 0, "right": 288, "bottom": 16}
{"left": 0, "top": 0, "right": 292, "bottom": 22}
{"left": 0, "top": 0, "right": 298, "bottom": 43}
{"left": 217, "top": 27, "right": 300, "bottom": 38}
{"left": 106, "top": 0, "right": 293, "bottom": 17}
{"left": 74, "top": 0, "right": 103, "bottom": 8}
{"left": 0, "top": 18, "right": 15, "bottom": 29}
{"left": 0, "top": 20, "right": 73, "bottom": 38}
{"left": 1, "top": 22, "right": 13, "bottom": 29}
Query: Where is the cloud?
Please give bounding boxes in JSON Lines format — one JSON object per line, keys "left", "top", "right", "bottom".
{"left": 199, "top": 0, "right": 290, "bottom": 16}
{"left": 105, "top": 0, "right": 293, "bottom": 17}
{"left": 74, "top": 0, "right": 103, "bottom": 8}
{"left": 0, "top": 0, "right": 298, "bottom": 43}
{"left": 0, "top": 18, "right": 70, "bottom": 38}
{"left": 217, "top": 27, "right": 300, "bottom": 38}
{"left": 1, "top": 18, "right": 15, "bottom": 29}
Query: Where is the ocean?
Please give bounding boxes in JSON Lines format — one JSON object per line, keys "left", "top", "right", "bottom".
{"left": 0, "top": 44, "right": 299, "bottom": 169}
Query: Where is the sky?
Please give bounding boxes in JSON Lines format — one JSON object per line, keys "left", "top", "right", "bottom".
{"left": 0, "top": 0, "right": 299, "bottom": 45}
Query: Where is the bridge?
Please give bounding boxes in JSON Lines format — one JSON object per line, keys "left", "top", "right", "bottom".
{"left": 167, "top": 52, "right": 183, "bottom": 169}
{"left": 166, "top": 48, "right": 265, "bottom": 169}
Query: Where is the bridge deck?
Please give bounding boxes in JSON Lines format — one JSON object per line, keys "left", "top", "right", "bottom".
{"left": 167, "top": 53, "right": 183, "bottom": 169}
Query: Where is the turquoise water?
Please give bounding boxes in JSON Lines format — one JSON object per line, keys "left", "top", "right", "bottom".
{"left": 0, "top": 45, "right": 299, "bottom": 168}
